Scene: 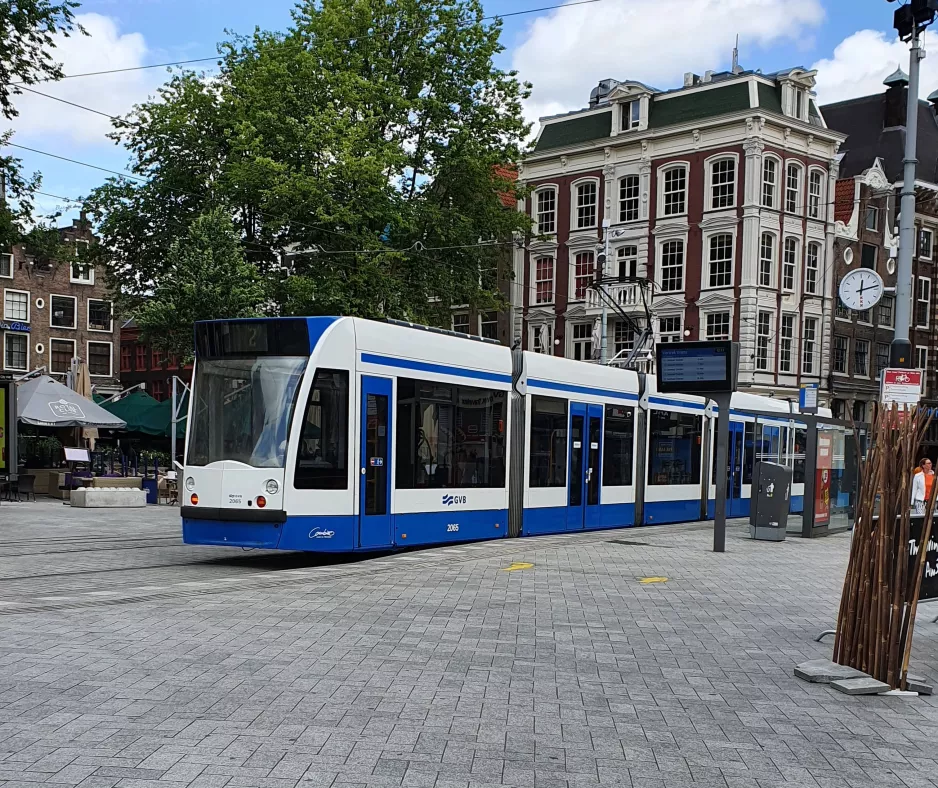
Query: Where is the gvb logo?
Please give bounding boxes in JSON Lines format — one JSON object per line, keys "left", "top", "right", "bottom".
{"left": 442, "top": 494, "right": 467, "bottom": 506}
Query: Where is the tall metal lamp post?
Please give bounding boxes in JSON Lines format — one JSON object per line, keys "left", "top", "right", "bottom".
{"left": 890, "top": 0, "right": 938, "bottom": 367}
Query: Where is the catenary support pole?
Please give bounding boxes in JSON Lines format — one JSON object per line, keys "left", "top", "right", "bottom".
{"left": 892, "top": 30, "right": 925, "bottom": 369}
{"left": 713, "top": 392, "right": 731, "bottom": 552}
{"left": 600, "top": 220, "right": 610, "bottom": 364}
{"left": 171, "top": 376, "right": 177, "bottom": 465}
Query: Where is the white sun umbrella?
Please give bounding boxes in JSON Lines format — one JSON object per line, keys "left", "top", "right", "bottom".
{"left": 17, "top": 375, "right": 126, "bottom": 429}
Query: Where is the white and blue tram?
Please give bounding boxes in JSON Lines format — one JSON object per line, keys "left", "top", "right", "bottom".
{"left": 181, "top": 316, "right": 819, "bottom": 552}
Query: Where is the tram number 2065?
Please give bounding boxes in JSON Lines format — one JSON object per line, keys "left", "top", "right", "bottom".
{"left": 447, "top": 524, "right": 459, "bottom": 532}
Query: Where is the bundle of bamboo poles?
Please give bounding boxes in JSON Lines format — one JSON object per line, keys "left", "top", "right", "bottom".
{"left": 833, "top": 404, "right": 936, "bottom": 689}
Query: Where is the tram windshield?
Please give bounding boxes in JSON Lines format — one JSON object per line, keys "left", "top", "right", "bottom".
{"left": 187, "top": 356, "right": 308, "bottom": 468}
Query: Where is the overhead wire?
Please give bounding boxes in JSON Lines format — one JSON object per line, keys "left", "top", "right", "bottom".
{"left": 8, "top": 0, "right": 603, "bottom": 84}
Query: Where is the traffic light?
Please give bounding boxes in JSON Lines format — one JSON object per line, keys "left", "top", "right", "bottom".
{"left": 595, "top": 253, "right": 606, "bottom": 284}
{"left": 895, "top": 0, "right": 938, "bottom": 40}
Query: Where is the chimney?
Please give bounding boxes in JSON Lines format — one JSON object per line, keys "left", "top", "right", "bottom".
{"left": 703, "top": 70, "right": 714, "bottom": 83}
{"left": 684, "top": 72, "right": 700, "bottom": 88}
{"left": 883, "top": 66, "right": 910, "bottom": 128}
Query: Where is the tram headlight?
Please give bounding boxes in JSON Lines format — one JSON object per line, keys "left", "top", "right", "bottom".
{"left": 185, "top": 476, "right": 195, "bottom": 491}
{"left": 265, "top": 479, "right": 279, "bottom": 495}
{"left": 256, "top": 496, "right": 267, "bottom": 508}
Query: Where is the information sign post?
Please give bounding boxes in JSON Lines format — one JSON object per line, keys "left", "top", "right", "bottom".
{"left": 656, "top": 341, "right": 738, "bottom": 552}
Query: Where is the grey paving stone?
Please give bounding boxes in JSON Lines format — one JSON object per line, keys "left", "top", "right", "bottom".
{"left": 793, "top": 661, "right": 868, "bottom": 685}
{"left": 830, "top": 678, "right": 893, "bottom": 696}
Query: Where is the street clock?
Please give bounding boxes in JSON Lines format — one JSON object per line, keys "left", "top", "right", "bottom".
{"left": 839, "top": 268, "right": 885, "bottom": 311}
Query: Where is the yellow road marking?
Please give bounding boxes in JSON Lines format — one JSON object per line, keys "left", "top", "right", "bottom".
{"left": 639, "top": 576, "right": 668, "bottom": 584}
{"left": 502, "top": 562, "right": 534, "bottom": 571}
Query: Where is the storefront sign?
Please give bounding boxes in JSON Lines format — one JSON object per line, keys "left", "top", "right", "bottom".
{"left": 909, "top": 518, "right": 938, "bottom": 602}
{"left": 882, "top": 369, "right": 923, "bottom": 406}
{"left": 0, "top": 321, "right": 29, "bottom": 333}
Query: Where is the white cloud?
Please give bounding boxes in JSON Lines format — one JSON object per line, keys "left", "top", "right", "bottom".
{"left": 10, "top": 13, "right": 163, "bottom": 146}
{"left": 511, "top": 0, "right": 825, "bottom": 124}
{"left": 812, "top": 29, "right": 938, "bottom": 105}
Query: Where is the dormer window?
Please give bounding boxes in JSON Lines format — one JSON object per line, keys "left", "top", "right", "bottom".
{"left": 621, "top": 100, "right": 640, "bottom": 131}
{"left": 795, "top": 89, "right": 804, "bottom": 120}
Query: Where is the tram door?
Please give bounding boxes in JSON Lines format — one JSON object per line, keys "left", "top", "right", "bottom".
{"left": 727, "top": 421, "right": 746, "bottom": 518}
{"left": 568, "top": 403, "right": 603, "bottom": 530}
{"left": 359, "top": 376, "right": 392, "bottom": 548}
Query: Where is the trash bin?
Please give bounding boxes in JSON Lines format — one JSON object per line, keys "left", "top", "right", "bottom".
{"left": 141, "top": 478, "right": 158, "bottom": 505}
{"left": 750, "top": 461, "right": 791, "bottom": 541}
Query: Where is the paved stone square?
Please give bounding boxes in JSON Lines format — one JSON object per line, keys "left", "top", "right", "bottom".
{"left": 0, "top": 500, "right": 936, "bottom": 787}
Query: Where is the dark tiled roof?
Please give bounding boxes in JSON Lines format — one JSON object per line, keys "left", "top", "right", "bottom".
{"left": 648, "top": 82, "right": 750, "bottom": 129}
{"left": 534, "top": 110, "right": 612, "bottom": 151}
{"left": 757, "top": 82, "right": 782, "bottom": 114}
{"left": 822, "top": 94, "right": 938, "bottom": 183}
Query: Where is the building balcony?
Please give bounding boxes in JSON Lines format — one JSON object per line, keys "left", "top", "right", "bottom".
{"left": 585, "top": 281, "right": 643, "bottom": 312}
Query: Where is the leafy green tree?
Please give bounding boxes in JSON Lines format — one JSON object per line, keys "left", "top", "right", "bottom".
{"left": 87, "top": 0, "right": 530, "bottom": 326}
{"left": 0, "top": 0, "right": 83, "bottom": 249}
{"left": 134, "top": 208, "right": 267, "bottom": 359}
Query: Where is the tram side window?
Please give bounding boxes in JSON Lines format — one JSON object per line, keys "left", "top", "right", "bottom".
{"left": 602, "top": 405, "right": 634, "bottom": 486}
{"left": 395, "top": 377, "right": 506, "bottom": 489}
{"left": 648, "top": 410, "right": 702, "bottom": 485}
{"left": 294, "top": 369, "right": 349, "bottom": 489}
{"left": 529, "top": 396, "right": 567, "bottom": 487}
{"left": 792, "top": 427, "right": 807, "bottom": 484}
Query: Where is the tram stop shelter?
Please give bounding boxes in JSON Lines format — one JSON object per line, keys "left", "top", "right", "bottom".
{"left": 724, "top": 405, "right": 857, "bottom": 538}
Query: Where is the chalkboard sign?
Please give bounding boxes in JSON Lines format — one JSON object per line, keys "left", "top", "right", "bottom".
{"left": 909, "top": 517, "right": 938, "bottom": 602}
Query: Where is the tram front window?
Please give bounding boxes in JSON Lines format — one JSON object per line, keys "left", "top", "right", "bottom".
{"left": 187, "top": 356, "right": 307, "bottom": 468}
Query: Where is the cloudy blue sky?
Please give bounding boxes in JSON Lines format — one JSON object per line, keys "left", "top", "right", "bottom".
{"left": 5, "top": 0, "right": 926, "bottom": 221}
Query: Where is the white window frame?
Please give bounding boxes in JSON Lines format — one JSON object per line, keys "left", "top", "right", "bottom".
{"left": 618, "top": 174, "right": 640, "bottom": 223}
{"left": 705, "top": 154, "right": 737, "bottom": 211}
{"left": 530, "top": 323, "right": 553, "bottom": 354}
{"left": 854, "top": 339, "right": 871, "bottom": 378}
{"left": 69, "top": 260, "right": 94, "bottom": 285}
{"left": 779, "top": 314, "right": 796, "bottom": 374}
{"left": 87, "top": 298, "right": 114, "bottom": 333}
{"left": 657, "top": 314, "right": 683, "bottom": 343}
{"left": 759, "top": 232, "right": 775, "bottom": 288}
{"left": 876, "top": 342, "right": 891, "bottom": 379}
{"left": 620, "top": 99, "right": 641, "bottom": 131}
{"left": 570, "top": 321, "right": 593, "bottom": 361}
{"left": 801, "top": 317, "right": 818, "bottom": 375}
{"left": 917, "top": 277, "right": 931, "bottom": 329}
{"left": 49, "top": 337, "right": 76, "bottom": 375}
{"left": 479, "top": 311, "right": 497, "bottom": 341}
{"left": 704, "top": 231, "right": 734, "bottom": 289}
{"left": 615, "top": 244, "right": 638, "bottom": 280}
{"left": 755, "top": 311, "right": 773, "bottom": 372}
{"left": 917, "top": 345, "right": 929, "bottom": 375}
{"left": 804, "top": 242, "right": 821, "bottom": 296}
{"left": 658, "top": 163, "right": 689, "bottom": 218}
{"left": 571, "top": 250, "right": 595, "bottom": 300}
{"left": 703, "top": 310, "right": 732, "bottom": 341}
{"left": 3, "top": 332, "right": 28, "bottom": 372}
{"left": 571, "top": 178, "right": 599, "bottom": 231}
{"left": 919, "top": 227, "right": 934, "bottom": 261}
{"left": 534, "top": 186, "right": 558, "bottom": 236}
{"left": 878, "top": 294, "right": 895, "bottom": 328}
{"left": 612, "top": 320, "right": 635, "bottom": 356}
{"left": 532, "top": 255, "right": 555, "bottom": 305}
{"left": 0, "top": 252, "right": 12, "bottom": 279}
{"left": 833, "top": 335, "right": 849, "bottom": 375}
{"left": 50, "top": 294, "right": 77, "bottom": 330}
{"left": 865, "top": 205, "right": 878, "bottom": 231}
{"left": 86, "top": 340, "right": 114, "bottom": 378}
{"left": 782, "top": 237, "right": 799, "bottom": 293}
{"left": 785, "top": 161, "right": 803, "bottom": 215}
{"left": 3, "top": 288, "right": 30, "bottom": 323}
{"left": 657, "top": 238, "right": 685, "bottom": 293}
{"left": 762, "top": 155, "right": 781, "bottom": 210}
{"left": 807, "top": 168, "right": 825, "bottom": 220}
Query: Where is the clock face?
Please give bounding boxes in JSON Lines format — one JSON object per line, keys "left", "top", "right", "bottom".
{"left": 839, "top": 268, "right": 884, "bottom": 311}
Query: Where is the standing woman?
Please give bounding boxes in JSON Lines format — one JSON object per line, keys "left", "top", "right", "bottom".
{"left": 911, "top": 457, "right": 934, "bottom": 515}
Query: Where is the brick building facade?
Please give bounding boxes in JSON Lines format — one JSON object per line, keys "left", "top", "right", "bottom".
{"left": 1, "top": 219, "right": 120, "bottom": 395}
{"left": 515, "top": 66, "right": 845, "bottom": 402}
{"left": 119, "top": 319, "right": 192, "bottom": 401}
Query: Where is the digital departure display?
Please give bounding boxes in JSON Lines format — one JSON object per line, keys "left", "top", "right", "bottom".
{"left": 656, "top": 341, "right": 736, "bottom": 394}
{"left": 195, "top": 319, "right": 311, "bottom": 359}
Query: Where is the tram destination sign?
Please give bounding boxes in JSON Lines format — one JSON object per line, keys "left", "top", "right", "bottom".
{"left": 655, "top": 341, "right": 738, "bottom": 395}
